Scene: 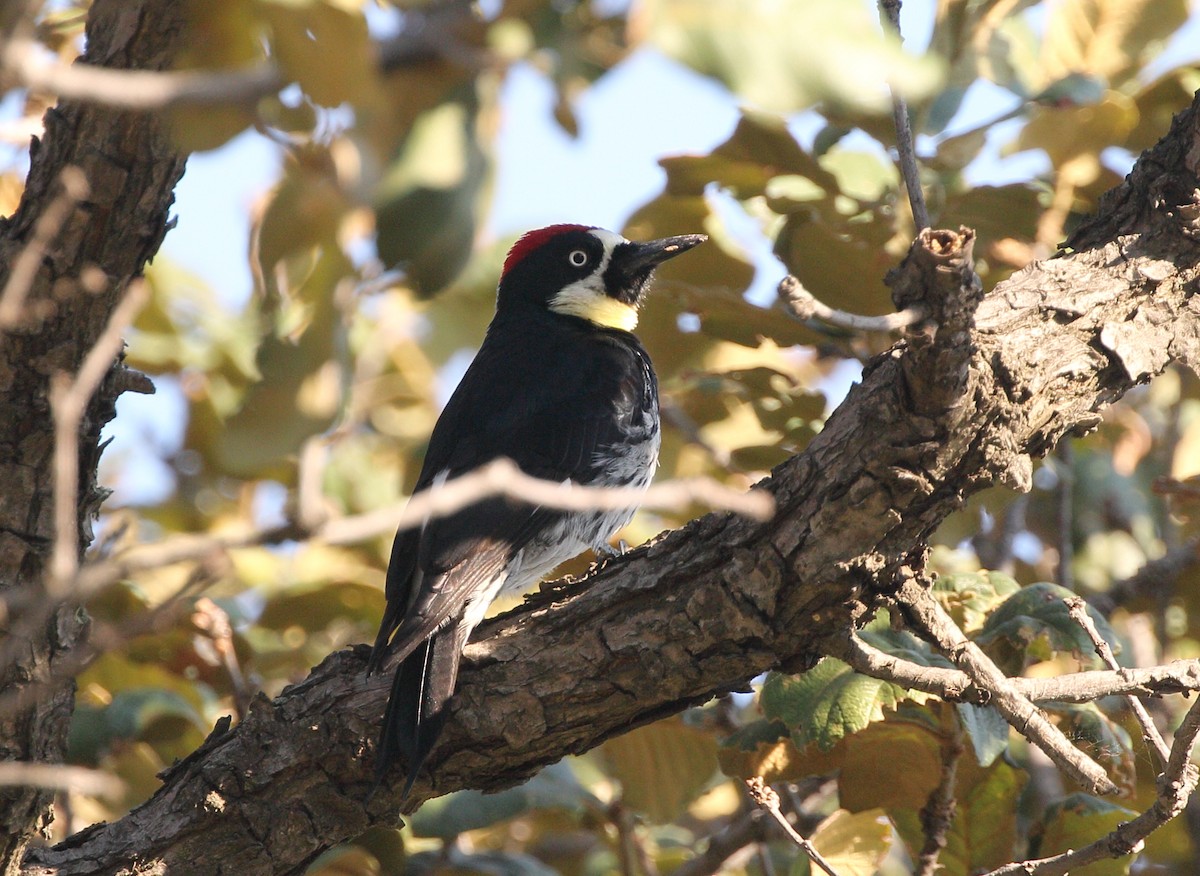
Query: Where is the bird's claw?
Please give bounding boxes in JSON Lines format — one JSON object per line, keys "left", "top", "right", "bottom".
{"left": 594, "top": 540, "right": 629, "bottom": 560}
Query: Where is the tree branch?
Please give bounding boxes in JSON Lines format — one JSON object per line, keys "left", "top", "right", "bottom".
{"left": 18, "top": 88, "right": 1200, "bottom": 874}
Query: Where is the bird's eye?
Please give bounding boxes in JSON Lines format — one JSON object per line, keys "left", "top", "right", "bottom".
{"left": 568, "top": 249, "right": 588, "bottom": 267}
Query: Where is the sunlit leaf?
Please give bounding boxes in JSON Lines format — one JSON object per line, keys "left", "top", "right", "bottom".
{"left": 762, "top": 660, "right": 908, "bottom": 751}
{"left": 809, "top": 809, "right": 893, "bottom": 876}
{"left": 260, "top": 0, "right": 381, "bottom": 107}
{"left": 932, "top": 569, "right": 1022, "bottom": 634}
{"left": 837, "top": 718, "right": 944, "bottom": 812}
{"left": 639, "top": 0, "right": 942, "bottom": 114}
{"left": 1042, "top": 0, "right": 1189, "bottom": 89}
{"left": 891, "top": 754, "right": 1027, "bottom": 873}
{"left": 976, "top": 581, "right": 1119, "bottom": 666}
{"left": 717, "top": 720, "right": 841, "bottom": 783}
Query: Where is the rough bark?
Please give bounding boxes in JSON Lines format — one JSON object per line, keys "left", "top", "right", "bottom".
{"left": 17, "top": 90, "right": 1200, "bottom": 874}
{"left": 0, "top": 1, "right": 187, "bottom": 870}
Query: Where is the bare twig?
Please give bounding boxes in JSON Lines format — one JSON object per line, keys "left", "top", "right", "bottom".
{"left": 1103, "top": 539, "right": 1200, "bottom": 609}
{"left": 1065, "top": 597, "right": 1170, "bottom": 767}
{"left": 0, "top": 165, "right": 90, "bottom": 331}
{"left": 778, "top": 275, "right": 926, "bottom": 333}
{"left": 1055, "top": 441, "right": 1075, "bottom": 589}
{"left": 48, "top": 280, "right": 148, "bottom": 596}
{"left": 745, "top": 778, "right": 841, "bottom": 876}
{"left": 981, "top": 696, "right": 1200, "bottom": 876}
{"left": 68, "top": 459, "right": 772, "bottom": 600}
{"left": 896, "top": 578, "right": 1118, "bottom": 795}
{"left": 822, "top": 629, "right": 1200, "bottom": 705}
{"left": 916, "top": 709, "right": 963, "bottom": 876}
{"left": 877, "top": 0, "right": 929, "bottom": 231}
{"left": 670, "top": 811, "right": 768, "bottom": 876}
{"left": 3, "top": 38, "right": 280, "bottom": 109}
{"left": 610, "top": 800, "right": 659, "bottom": 876}
{"left": 0, "top": 762, "right": 123, "bottom": 798}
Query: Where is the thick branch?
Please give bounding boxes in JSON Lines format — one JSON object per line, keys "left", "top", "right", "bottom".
{"left": 21, "top": 90, "right": 1200, "bottom": 876}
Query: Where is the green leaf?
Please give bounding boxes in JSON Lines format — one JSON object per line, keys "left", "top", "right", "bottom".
{"left": 1033, "top": 794, "right": 1138, "bottom": 876}
{"left": 773, "top": 209, "right": 896, "bottom": 318}
{"left": 975, "top": 581, "right": 1119, "bottom": 664}
{"left": 258, "top": 580, "right": 384, "bottom": 631}
{"left": 217, "top": 247, "right": 351, "bottom": 477}
{"left": 717, "top": 720, "right": 842, "bottom": 784}
{"left": 932, "top": 569, "right": 1022, "bottom": 634}
{"left": 955, "top": 703, "right": 1009, "bottom": 766}
{"left": 374, "top": 95, "right": 488, "bottom": 296}
{"left": 762, "top": 660, "right": 908, "bottom": 750}
{"left": 602, "top": 715, "right": 719, "bottom": 823}
{"left": 659, "top": 112, "right": 838, "bottom": 200}
{"left": 410, "top": 760, "right": 600, "bottom": 839}
{"left": 259, "top": 0, "right": 380, "bottom": 107}
{"left": 1048, "top": 703, "right": 1136, "bottom": 795}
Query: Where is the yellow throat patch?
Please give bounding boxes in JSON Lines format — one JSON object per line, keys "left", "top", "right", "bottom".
{"left": 549, "top": 288, "right": 639, "bottom": 331}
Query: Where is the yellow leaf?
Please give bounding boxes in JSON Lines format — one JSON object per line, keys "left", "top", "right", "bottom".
{"left": 602, "top": 716, "right": 719, "bottom": 823}
{"left": 810, "top": 809, "right": 894, "bottom": 876}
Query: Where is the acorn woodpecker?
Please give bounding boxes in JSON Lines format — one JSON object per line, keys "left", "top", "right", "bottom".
{"left": 367, "top": 224, "right": 706, "bottom": 796}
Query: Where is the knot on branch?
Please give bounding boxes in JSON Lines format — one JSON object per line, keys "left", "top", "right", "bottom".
{"left": 888, "top": 227, "right": 983, "bottom": 412}
{"left": 887, "top": 227, "right": 982, "bottom": 335}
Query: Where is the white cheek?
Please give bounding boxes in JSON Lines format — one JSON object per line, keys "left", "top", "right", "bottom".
{"left": 556, "top": 273, "right": 606, "bottom": 304}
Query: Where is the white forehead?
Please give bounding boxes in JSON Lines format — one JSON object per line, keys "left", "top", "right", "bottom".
{"left": 588, "top": 228, "right": 627, "bottom": 257}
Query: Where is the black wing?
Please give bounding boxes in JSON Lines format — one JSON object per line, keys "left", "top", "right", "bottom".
{"left": 368, "top": 315, "right": 656, "bottom": 791}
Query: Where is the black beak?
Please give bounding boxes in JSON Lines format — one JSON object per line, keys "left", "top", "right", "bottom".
{"left": 617, "top": 234, "right": 708, "bottom": 275}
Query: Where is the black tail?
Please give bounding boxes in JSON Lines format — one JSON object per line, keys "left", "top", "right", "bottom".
{"left": 374, "top": 620, "right": 470, "bottom": 799}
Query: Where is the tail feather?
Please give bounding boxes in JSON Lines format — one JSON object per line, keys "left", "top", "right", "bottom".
{"left": 374, "top": 620, "right": 470, "bottom": 799}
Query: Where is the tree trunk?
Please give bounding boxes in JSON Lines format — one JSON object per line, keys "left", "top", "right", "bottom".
{"left": 18, "top": 89, "right": 1200, "bottom": 876}
{"left": 0, "top": 1, "right": 187, "bottom": 870}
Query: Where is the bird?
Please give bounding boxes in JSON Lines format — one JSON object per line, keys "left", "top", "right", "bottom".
{"left": 366, "top": 224, "right": 706, "bottom": 798}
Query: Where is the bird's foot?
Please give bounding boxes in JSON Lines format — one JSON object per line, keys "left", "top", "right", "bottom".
{"left": 593, "top": 540, "right": 629, "bottom": 561}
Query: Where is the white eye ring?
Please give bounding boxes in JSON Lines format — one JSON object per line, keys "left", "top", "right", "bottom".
{"left": 568, "top": 249, "right": 588, "bottom": 267}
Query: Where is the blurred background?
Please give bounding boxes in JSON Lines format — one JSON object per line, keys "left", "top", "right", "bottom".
{"left": 6, "top": 0, "right": 1200, "bottom": 872}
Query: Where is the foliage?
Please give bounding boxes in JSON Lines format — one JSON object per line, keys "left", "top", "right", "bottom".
{"left": 4, "top": 0, "right": 1200, "bottom": 872}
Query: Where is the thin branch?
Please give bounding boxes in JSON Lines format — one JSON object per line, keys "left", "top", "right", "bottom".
{"left": 744, "top": 778, "right": 842, "bottom": 876}
{"left": 981, "top": 696, "right": 1200, "bottom": 876}
{"left": 822, "top": 629, "right": 1200, "bottom": 705}
{"left": 1055, "top": 441, "right": 1075, "bottom": 589}
{"left": 669, "top": 811, "right": 768, "bottom": 876}
{"left": 0, "top": 762, "right": 123, "bottom": 798}
{"left": 778, "top": 275, "right": 926, "bottom": 333}
{"left": 0, "top": 549, "right": 217, "bottom": 723}
{"left": 916, "top": 710, "right": 963, "bottom": 876}
{"left": 1103, "top": 539, "right": 1200, "bottom": 609}
{"left": 877, "top": 0, "right": 929, "bottom": 231}
{"left": 69, "top": 460, "right": 773, "bottom": 599}
{"left": 3, "top": 38, "right": 281, "bottom": 109}
{"left": 610, "top": 800, "right": 659, "bottom": 876}
{"left": 48, "top": 280, "right": 148, "bottom": 596}
{"left": 0, "top": 165, "right": 89, "bottom": 331}
{"left": 895, "top": 578, "right": 1118, "bottom": 796}
{"left": 1065, "top": 597, "right": 1171, "bottom": 766}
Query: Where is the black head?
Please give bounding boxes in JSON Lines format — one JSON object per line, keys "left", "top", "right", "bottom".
{"left": 496, "top": 225, "right": 707, "bottom": 331}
